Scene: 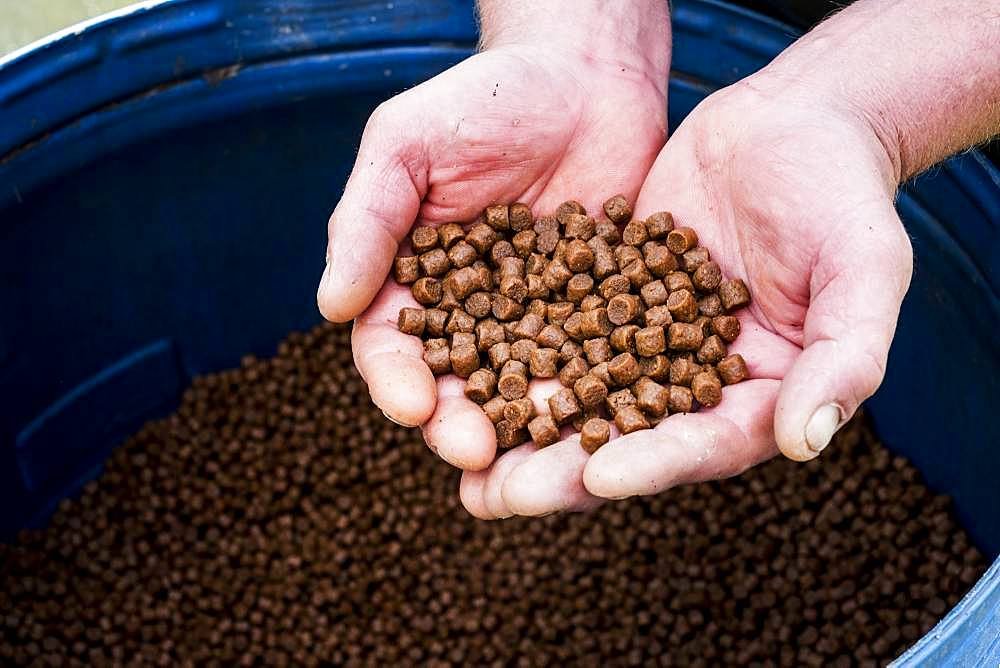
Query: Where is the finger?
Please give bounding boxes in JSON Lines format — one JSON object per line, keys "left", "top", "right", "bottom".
{"left": 318, "top": 97, "right": 429, "bottom": 323}
{"left": 584, "top": 379, "right": 780, "bottom": 499}
{"left": 482, "top": 445, "right": 538, "bottom": 519}
{"left": 501, "top": 437, "right": 605, "bottom": 517}
{"left": 422, "top": 376, "right": 496, "bottom": 471}
{"left": 352, "top": 281, "right": 436, "bottom": 426}
{"left": 459, "top": 469, "right": 492, "bottom": 520}
{"left": 774, "top": 204, "right": 912, "bottom": 461}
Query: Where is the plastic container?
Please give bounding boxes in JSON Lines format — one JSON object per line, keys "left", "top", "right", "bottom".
{"left": 1, "top": 1, "right": 997, "bottom": 663}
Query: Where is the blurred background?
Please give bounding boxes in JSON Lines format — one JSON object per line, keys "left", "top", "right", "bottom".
{"left": 0, "top": 0, "right": 134, "bottom": 55}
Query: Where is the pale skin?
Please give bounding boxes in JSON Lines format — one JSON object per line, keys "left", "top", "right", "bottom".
{"left": 319, "top": 0, "right": 1000, "bottom": 519}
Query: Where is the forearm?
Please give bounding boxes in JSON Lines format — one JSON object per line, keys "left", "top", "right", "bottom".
{"left": 754, "top": 0, "right": 1000, "bottom": 182}
{"left": 477, "top": 0, "right": 672, "bottom": 99}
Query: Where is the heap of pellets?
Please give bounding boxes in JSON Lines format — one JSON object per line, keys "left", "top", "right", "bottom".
{"left": 394, "top": 196, "right": 751, "bottom": 452}
{"left": 0, "top": 322, "right": 989, "bottom": 667}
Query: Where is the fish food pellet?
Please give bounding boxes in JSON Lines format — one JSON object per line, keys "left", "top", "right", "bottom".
{"left": 503, "top": 397, "right": 536, "bottom": 429}
{"left": 549, "top": 388, "right": 582, "bottom": 425}
{"left": 668, "top": 383, "right": 694, "bottom": 413}
{"left": 496, "top": 419, "right": 527, "bottom": 449}
{"left": 0, "top": 322, "right": 985, "bottom": 667}
{"left": 396, "top": 196, "right": 755, "bottom": 450}
{"left": 580, "top": 417, "right": 612, "bottom": 453}
{"left": 615, "top": 405, "right": 650, "bottom": 434}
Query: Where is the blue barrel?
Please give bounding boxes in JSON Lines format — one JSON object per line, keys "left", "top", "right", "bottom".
{"left": 1, "top": 1, "right": 997, "bottom": 663}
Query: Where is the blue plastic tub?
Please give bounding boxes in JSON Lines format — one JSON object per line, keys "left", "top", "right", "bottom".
{"left": 1, "top": 0, "right": 997, "bottom": 663}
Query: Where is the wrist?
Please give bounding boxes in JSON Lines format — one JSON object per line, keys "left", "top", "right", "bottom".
{"left": 477, "top": 0, "right": 671, "bottom": 100}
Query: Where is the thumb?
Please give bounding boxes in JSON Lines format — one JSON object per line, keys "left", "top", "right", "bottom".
{"left": 318, "top": 99, "right": 429, "bottom": 323}
{"left": 775, "top": 202, "right": 913, "bottom": 461}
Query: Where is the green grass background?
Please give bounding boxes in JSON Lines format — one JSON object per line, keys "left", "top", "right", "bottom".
{"left": 1, "top": 1, "right": 136, "bottom": 56}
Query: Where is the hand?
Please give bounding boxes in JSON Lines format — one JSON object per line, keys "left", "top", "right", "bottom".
{"left": 317, "top": 4, "right": 671, "bottom": 479}
{"left": 461, "top": 75, "right": 913, "bottom": 518}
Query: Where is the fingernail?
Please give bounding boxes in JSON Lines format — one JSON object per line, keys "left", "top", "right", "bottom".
{"left": 805, "top": 404, "right": 842, "bottom": 453}
{"left": 381, "top": 409, "right": 417, "bottom": 429}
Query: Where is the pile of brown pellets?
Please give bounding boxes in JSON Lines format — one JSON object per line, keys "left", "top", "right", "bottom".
{"left": 395, "top": 197, "right": 750, "bottom": 452}
{"left": 0, "top": 322, "right": 987, "bottom": 667}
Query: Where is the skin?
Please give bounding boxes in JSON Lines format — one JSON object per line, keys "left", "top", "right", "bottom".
{"left": 321, "top": 0, "right": 1000, "bottom": 519}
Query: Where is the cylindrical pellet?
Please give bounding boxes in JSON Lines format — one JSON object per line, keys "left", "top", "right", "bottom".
{"left": 559, "top": 356, "right": 590, "bottom": 388}
{"left": 643, "top": 244, "right": 677, "bottom": 277}
{"left": 564, "top": 239, "right": 595, "bottom": 272}
{"left": 503, "top": 397, "right": 536, "bottom": 429}
{"left": 606, "top": 388, "right": 637, "bottom": 416}
{"left": 622, "top": 219, "right": 649, "bottom": 247}
{"left": 644, "top": 305, "right": 672, "bottom": 328}
{"left": 641, "top": 354, "right": 671, "bottom": 382}
{"left": 667, "top": 289, "right": 699, "bottom": 323}
{"left": 489, "top": 342, "right": 512, "bottom": 370}
{"left": 397, "top": 308, "right": 426, "bottom": 336}
{"left": 711, "top": 315, "right": 741, "bottom": 342}
{"left": 536, "top": 324, "right": 569, "bottom": 350}
{"left": 559, "top": 340, "right": 584, "bottom": 364}
{"left": 450, "top": 345, "right": 480, "bottom": 378}
{"left": 412, "top": 277, "right": 442, "bottom": 306}
{"left": 548, "top": 388, "right": 582, "bottom": 425}
{"left": 614, "top": 406, "right": 650, "bottom": 435}
{"left": 580, "top": 309, "right": 613, "bottom": 338}
{"left": 691, "top": 371, "right": 722, "bottom": 407}
{"left": 565, "top": 274, "right": 595, "bottom": 304}
{"left": 640, "top": 281, "right": 669, "bottom": 308}
{"left": 693, "top": 260, "right": 722, "bottom": 292}
{"left": 445, "top": 310, "right": 475, "bottom": 335}
{"left": 483, "top": 396, "right": 508, "bottom": 424}
{"left": 622, "top": 259, "right": 654, "bottom": 288}
{"left": 669, "top": 356, "right": 700, "bottom": 387}
{"left": 580, "top": 417, "right": 611, "bottom": 454}
{"left": 527, "top": 415, "right": 560, "bottom": 448}
{"left": 411, "top": 226, "right": 439, "bottom": 254}
{"left": 598, "top": 274, "right": 631, "bottom": 300}
{"left": 465, "top": 223, "right": 499, "bottom": 255}
{"left": 485, "top": 204, "right": 510, "bottom": 231}
{"left": 492, "top": 295, "right": 525, "bottom": 321}
{"left": 634, "top": 326, "right": 667, "bottom": 357}
{"left": 495, "top": 420, "right": 527, "bottom": 449}
{"left": 563, "top": 214, "right": 596, "bottom": 240}
{"left": 634, "top": 377, "right": 669, "bottom": 417}
{"left": 719, "top": 278, "right": 751, "bottom": 311}
{"left": 667, "top": 384, "right": 694, "bottom": 413}
{"left": 717, "top": 354, "right": 749, "bottom": 385}
{"left": 668, "top": 322, "right": 704, "bottom": 352}
{"left": 529, "top": 348, "right": 559, "bottom": 378}
{"left": 476, "top": 320, "right": 506, "bottom": 352}
{"left": 465, "top": 369, "right": 497, "bottom": 404}
{"left": 508, "top": 202, "right": 533, "bottom": 231}
{"left": 603, "top": 194, "right": 633, "bottom": 224}
{"left": 419, "top": 248, "right": 451, "bottom": 277}
{"left": 546, "top": 302, "right": 575, "bottom": 326}
{"left": 645, "top": 211, "right": 674, "bottom": 239}
{"left": 579, "top": 295, "right": 607, "bottom": 312}
{"left": 425, "top": 308, "right": 448, "bottom": 337}
{"left": 393, "top": 256, "right": 421, "bottom": 284}
{"left": 512, "top": 230, "right": 538, "bottom": 258}
{"left": 681, "top": 247, "right": 710, "bottom": 273}
{"left": 583, "top": 338, "right": 613, "bottom": 365}
{"left": 607, "top": 294, "right": 643, "bottom": 325}
{"left": 608, "top": 353, "right": 642, "bottom": 387}
{"left": 423, "top": 340, "right": 452, "bottom": 375}
{"left": 666, "top": 227, "right": 698, "bottom": 254}
{"left": 510, "top": 339, "right": 538, "bottom": 364}
{"left": 513, "top": 314, "right": 546, "bottom": 341}
{"left": 696, "top": 334, "right": 727, "bottom": 365}
{"left": 573, "top": 374, "right": 609, "bottom": 409}
{"left": 447, "top": 240, "right": 478, "bottom": 268}
{"left": 610, "top": 325, "right": 639, "bottom": 353}
{"left": 698, "top": 294, "right": 723, "bottom": 318}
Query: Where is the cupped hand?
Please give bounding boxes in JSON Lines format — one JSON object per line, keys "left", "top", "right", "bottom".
{"left": 317, "top": 43, "right": 668, "bottom": 473}
{"left": 465, "top": 76, "right": 913, "bottom": 518}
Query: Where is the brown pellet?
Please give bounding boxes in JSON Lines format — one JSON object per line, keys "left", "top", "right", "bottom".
{"left": 590, "top": 361, "right": 614, "bottom": 386}
{"left": 588, "top": 237, "right": 618, "bottom": 279}
{"left": 615, "top": 405, "right": 650, "bottom": 434}
{"left": 719, "top": 278, "right": 751, "bottom": 311}
{"left": 498, "top": 256, "right": 525, "bottom": 280}
{"left": 698, "top": 293, "right": 724, "bottom": 318}
{"left": 489, "top": 240, "right": 516, "bottom": 266}
{"left": 693, "top": 315, "right": 713, "bottom": 339}
{"left": 565, "top": 273, "right": 595, "bottom": 304}
{"left": 668, "top": 384, "right": 694, "bottom": 413}
{"left": 464, "top": 369, "right": 498, "bottom": 404}
{"left": 634, "top": 326, "right": 667, "bottom": 357}
{"left": 419, "top": 248, "right": 450, "bottom": 277}
{"left": 452, "top": 331, "right": 476, "bottom": 349}
{"left": 499, "top": 367, "right": 529, "bottom": 401}
{"left": 527, "top": 414, "right": 560, "bottom": 447}
{"left": 641, "top": 354, "right": 672, "bottom": 382}
{"left": 608, "top": 352, "right": 642, "bottom": 387}
{"left": 711, "top": 315, "right": 741, "bottom": 342}
{"left": 622, "top": 219, "right": 649, "bottom": 247}
{"left": 610, "top": 325, "right": 639, "bottom": 353}
{"left": 446, "top": 266, "right": 480, "bottom": 299}
{"left": 640, "top": 280, "right": 669, "bottom": 307}
{"left": 503, "top": 397, "right": 536, "bottom": 429}
{"left": 602, "top": 194, "right": 633, "bottom": 224}
{"left": 525, "top": 275, "right": 548, "bottom": 301}
{"left": 607, "top": 293, "right": 643, "bottom": 325}
{"left": 693, "top": 260, "right": 723, "bottom": 292}
{"left": 466, "top": 222, "right": 499, "bottom": 255}
{"left": 425, "top": 308, "right": 448, "bottom": 337}
{"left": 411, "top": 277, "right": 442, "bottom": 305}
{"left": 556, "top": 199, "right": 586, "bottom": 220}
{"left": 667, "top": 289, "right": 699, "bottom": 323}
{"left": 615, "top": 245, "right": 643, "bottom": 270}
{"left": 583, "top": 337, "right": 613, "bottom": 365}
{"left": 668, "top": 322, "right": 704, "bottom": 352}
{"left": 512, "top": 230, "right": 538, "bottom": 258}
{"left": 509, "top": 338, "right": 537, "bottom": 364}
{"left": 513, "top": 313, "right": 546, "bottom": 341}
{"left": 559, "top": 339, "right": 584, "bottom": 364}
{"left": 476, "top": 319, "right": 506, "bottom": 352}
{"left": 393, "top": 255, "right": 421, "bottom": 284}
{"left": 634, "top": 377, "right": 669, "bottom": 417}
{"left": 559, "top": 356, "right": 590, "bottom": 388}
{"left": 482, "top": 395, "right": 508, "bottom": 423}
{"left": 563, "top": 311, "right": 585, "bottom": 341}
{"left": 573, "top": 374, "right": 609, "bottom": 409}
{"left": 562, "top": 214, "right": 596, "bottom": 241}
{"left": 691, "top": 371, "right": 722, "bottom": 407}
{"left": 496, "top": 420, "right": 527, "bottom": 449}
{"left": 450, "top": 344, "right": 480, "bottom": 378}
{"left": 579, "top": 294, "right": 607, "bottom": 312}
{"left": 525, "top": 252, "right": 547, "bottom": 275}
{"left": 508, "top": 202, "right": 533, "bottom": 231}
{"left": 546, "top": 301, "right": 575, "bottom": 326}
{"left": 489, "top": 342, "right": 512, "bottom": 370}
{"left": 666, "top": 226, "right": 698, "bottom": 254}
{"left": 447, "top": 240, "right": 478, "bottom": 268}
{"left": 445, "top": 309, "right": 475, "bottom": 334}
{"left": 464, "top": 291, "right": 493, "bottom": 319}
{"left": 536, "top": 228, "right": 560, "bottom": 255}
{"left": 580, "top": 308, "right": 613, "bottom": 338}
{"left": 717, "top": 353, "right": 749, "bottom": 385}
{"left": 473, "top": 259, "right": 494, "bottom": 290}
{"left": 580, "top": 417, "right": 611, "bottom": 454}
{"left": 411, "top": 225, "right": 439, "bottom": 253}
{"left": 529, "top": 348, "right": 560, "bottom": 378}
{"left": 598, "top": 274, "right": 632, "bottom": 300}
{"left": 423, "top": 340, "right": 452, "bottom": 375}
{"left": 645, "top": 211, "right": 675, "bottom": 239}
{"left": 492, "top": 294, "right": 525, "bottom": 321}
{"left": 697, "top": 334, "right": 728, "bottom": 364}
{"left": 564, "top": 239, "right": 595, "bottom": 272}
{"left": 681, "top": 246, "right": 710, "bottom": 273}
{"left": 485, "top": 204, "right": 510, "bottom": 231}
{"left": 397, "top": 307, "right": 426, "bottom": 335}
{"left": 548, "top": 388, "right": 582, "bottom": 425}
{"left": 542, "top": 259, "right": 573, "bottom": 291}
{"left": 669, "top": 355, "right": 701, "bottom": 386}
{"left": 622, "top": 259, "right": 654, "bottom": 289}
{"left": 644, "top": 305, "right": 673, "bottom": 328}
{"left": 594, "top": 219, "right": 622, "bottom": 245}
{"left": 436, "top": 222, "right": 464, "bottom": 249}
{"left": 643, "top": 243, "right": 678, "bottom": 277}
{"left": 664, "top": 270, "right": 694, "bottom": 293}
{"left": 536, "top": 324, "right": 569, "bottom": 350}
{"left": 606, "top": 388, "right": 637, "bottom": 415}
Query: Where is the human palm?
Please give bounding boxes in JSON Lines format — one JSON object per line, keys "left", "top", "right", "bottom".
{"left": 462, "top": 83, "right": 913, "bottom": 518}
{"left": 318, "top": 45, "right": 669, "bottom": 473}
